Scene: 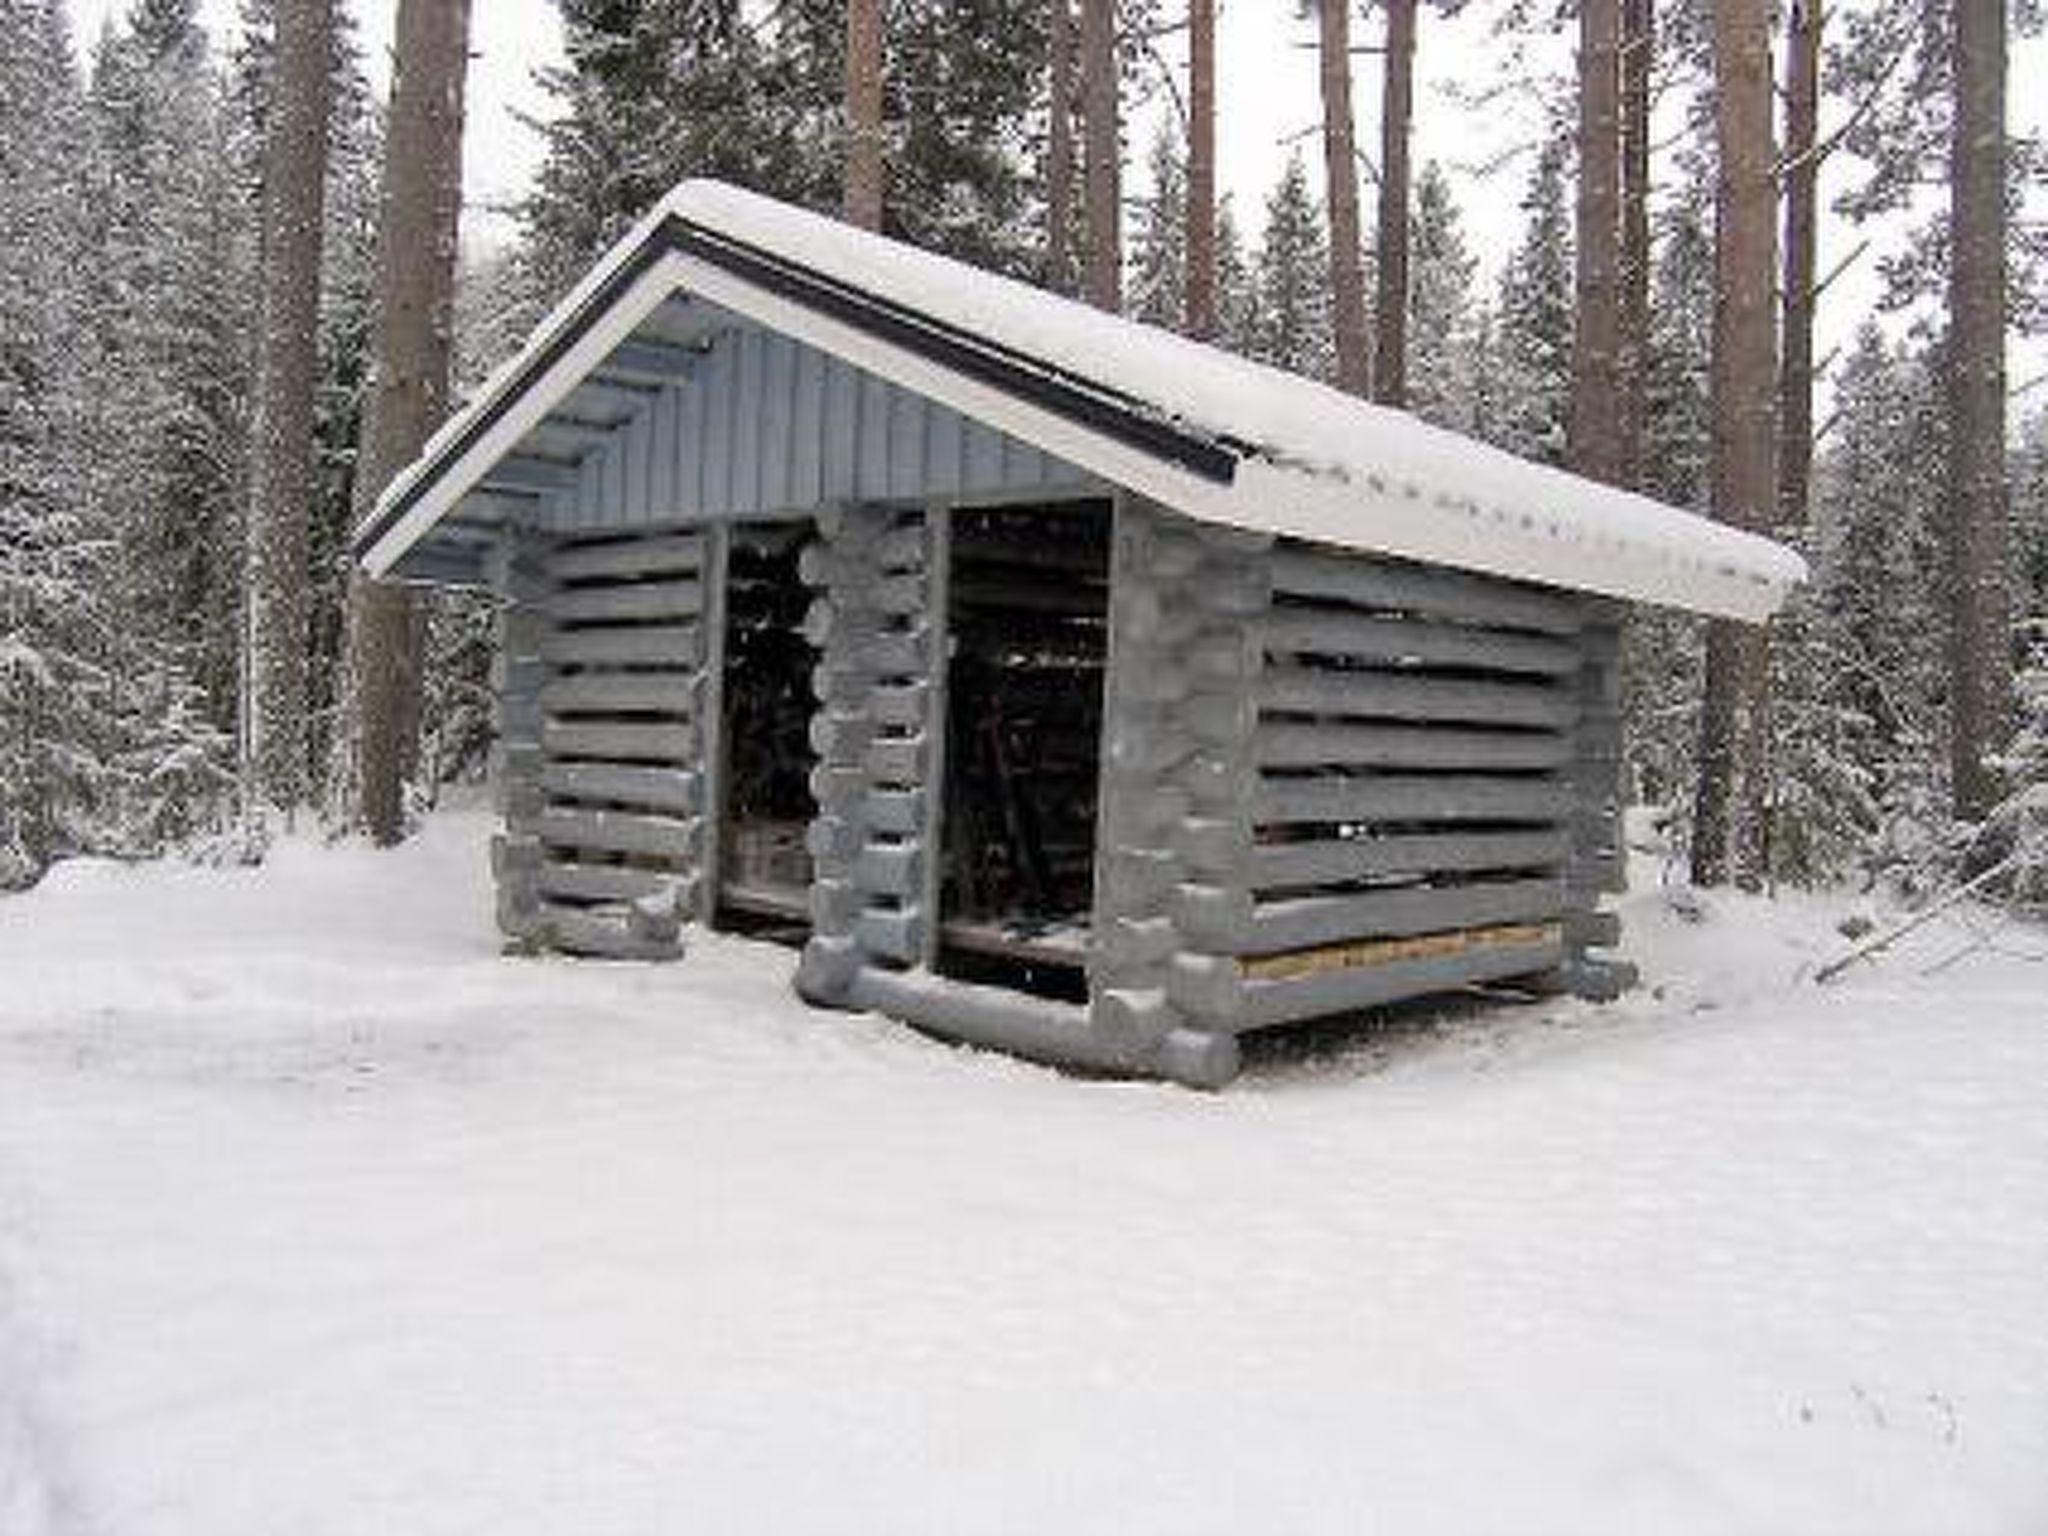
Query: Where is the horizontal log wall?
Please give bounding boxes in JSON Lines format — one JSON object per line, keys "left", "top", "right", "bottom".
{"left": 491, "top": 524, "right": 709, "bottom": 960}
{"left": 1097, "top": 510, "right": 1626, "bottom": 1050}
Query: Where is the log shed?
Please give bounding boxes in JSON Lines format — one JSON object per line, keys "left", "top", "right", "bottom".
{"left": 354, "top": 179, "right": 1804, "bottom": 1087}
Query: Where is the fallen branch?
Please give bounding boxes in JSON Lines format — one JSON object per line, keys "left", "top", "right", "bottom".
{"left": 1815, "top": 858, "right": 2016, "bottom": 984}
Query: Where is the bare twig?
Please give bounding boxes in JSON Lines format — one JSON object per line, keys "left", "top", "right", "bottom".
{"left": 1816, "top": 858, "right": 2018, "bottom": 984}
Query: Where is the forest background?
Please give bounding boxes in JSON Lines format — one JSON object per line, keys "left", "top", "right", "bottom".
{"left": 3, "top": 0, "right": 2046, "bottom": 911}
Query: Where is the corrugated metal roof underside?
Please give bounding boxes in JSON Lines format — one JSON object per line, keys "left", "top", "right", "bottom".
{"left": 390, "top": 295, "right": 1102, "bottom": 585}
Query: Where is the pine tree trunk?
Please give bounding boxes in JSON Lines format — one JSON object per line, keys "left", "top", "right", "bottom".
{"left": 842, "top": 0, "right": 884, "bottom": 231}
{"left": 1080, "top": 0, "right": 1120, "bottom": 311}
{"left": 1569, "top": 0, "right": 1622, "bottom": 484}
{"left": 1373, "top": 0, "right": 1415, "bottom": 407}
{"left": 246, "top": 0, "right": 334, "bottom": 812}
{"left": 1046, "top": 0, "right": 1078, "bottom": 295}
{"left": 1619, "top": 0, "right": 1652, "bottom": 490}
{"left": 1776, "top": 0, "right": 1819, "bottom": 534}
{"left": 1317, "top": 0, "right": 1370, "bottom": 395}
{"left": 1185, "top": 0, "right": 1216, "bottom": 339}
{"left": 1948, "top": 0, "right": 2010, "bottom": 824}
{"left": 1692, "top": 0, "right": 1776, "bottom": 889}
{"left": 348, "top": 0, "right": 471, "bottom": 845}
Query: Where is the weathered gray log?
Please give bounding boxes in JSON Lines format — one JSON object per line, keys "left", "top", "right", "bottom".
{"left": 540, "top": 761, "right": 701, "bottom": 813}
{"left": 535, "top": 806, "right": 699, "bottom": 861}
{"left": 809, "top": 709, "right": 877, "bottom": 766}
{"left": 1242, "top": 829, "right": 1572, "bottom": 888}
{"left": 1257, "top": 666, "right": 1581, "bottom": 730}
{"left": 536, "top": 861, "right": 695, "bottom": 907}
{"left": 536, "top": 903, "right": 681, "bottom": 960}
{"left": 1168, "top": 935, "right": 1563, "bottom": 1030}
{"left": 539, "top": 672, "right": 699, "bottom": 717}
{"left": 844, "top": 964, "right": 1241, "bottom": 1089}
{"left": 853, "top": 905, "right": 924, "bottom": 963}
{"left": 865, "top": 731, "right": 928, "bottom": 785}
{"left": 542, "top": 719, "right": 697, "bottom": 764}
{"left": 855, "top": 840, "right": 923, "bottom": 895}
{"left": 862, "top": 788, "right": 925, "bottom": 836}
{"left": 871, "top": 572, "right": 928, "bottom": 615}
{"left": 1256, "top": 608, "right": 1586, "bottom": 675}
{"left": 869, "top": 682, "right": 931, "bottom": 729}
{"left": 808, "top": 763, "right": 867, "bottom": 807}
{"left": 865, "top": 626, "right": 933, "bottom": 678}
{"left": 805, "top": 813, "right": 863, "bottom": 863}
{"left": 550, "top": 579, "right": 704, "bottom": 625}
{"left": 1253, "top": 721, "right": 1576, "bottom": 772}
{"left": 1252, "top": 774, "right": 1574, "bottom": 826}
{"left": 541, "top": 623, "right": 702, "bottom": 669}
{"left": 1098, "top": 913, "right": 1179, "bottom": 969}
{"left": 1269, "top": 546, "right": 1585, "bottom": 634}
{"left": 808, "top": 876, "right": 862, "bottom": 930}
{"left": 549, "top": 532, "right": 704, "bottom": 583}
{"left": 1172, "top": 875, "right": 1566, "bottom": 955}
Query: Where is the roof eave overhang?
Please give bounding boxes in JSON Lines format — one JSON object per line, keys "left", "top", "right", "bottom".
{"left": 353, "top": 215, "right": 1247, "bottom": 581}
{"left": 355, "top": 191, "right": 1801, "bottom": 625}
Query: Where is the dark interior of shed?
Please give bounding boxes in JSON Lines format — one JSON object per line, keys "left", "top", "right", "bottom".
{"left": 716, "top": 522, "right": 815, "bottom": 941}
{"left": 937, "top": 500, "right": 1112, "bottom": 1002}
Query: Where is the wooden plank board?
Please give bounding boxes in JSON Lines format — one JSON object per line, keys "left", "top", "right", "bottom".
{"left": 539, "top": 673, "right": 699, "bottom": 716}
{"left": 552, "top": 579, "right": 704, "bottom": 625}
{"left": 537, "top": 861, "right": 688, "bottom": 905}
{"left": 1269, "top": 547, "right": 1586, "bottom": 635}
{"left": 1245, "top": 828, "right": 1572, "bottom": 889}
{"left": 1239, "top": 920, "right": 1565, "bottom": 982}
{"left": 541, "top": 623, "right": 702, "bottom": 669}
{"left": 1253, "top": 774, "right": 1574, "bottom": 827}
{"left": 1258, "top": 666, "right": 1581, "bottom": 730}
{"left": 550, "top": 533, "right": 704, "bottom": 583}
{"left": 1254, "top": 721, "right": 1575, "bottom": 772}
{"left": 543, "top": 719, "right": 697, "bottom": 764}
{"left": 536, "top": 806, "right": 699, "bottom": 861}
{"left": 541, "top": 761, "right": 701, "bottom": 813}
{"left": 1257, "top": 608, "right": 1586, "bottom": 675}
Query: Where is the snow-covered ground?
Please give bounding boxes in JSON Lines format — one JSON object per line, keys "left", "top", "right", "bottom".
{"left": 1, "top": 806, "right": 2043, "bottom": 1535}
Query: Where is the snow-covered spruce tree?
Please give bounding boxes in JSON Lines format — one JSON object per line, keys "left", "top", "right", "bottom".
{"left": 1212, "top": 195, "right": 1259, "bottom": 358}
{"left": 520, "top": 1, "right": 772, "bottom": 304}
{"left": 877, "top": 0, "right": 1048, "bottom": 277}
{"left": 1247, "top": 152, "right": 1334, "bottom": 381}
{"left": 1487, "top": 134, "right": 1574, "bottom": 466}
{"left": 1807, "top": 324, "right": 1951, "bottom": 888}
{"left": 82, "top": 0, "right": 248, "bottom": 855}
{"left": 0, "top": 0, "right": 119, "bottom": 887}
{"left": 1989, "top": 411, "right": 2048, "bottom": 904}
{"left": 1128, "top": 122, "right": 1188, "bottom": 331}
{"left": 1405, "top": 160, "right": 1477, "bottom": 432}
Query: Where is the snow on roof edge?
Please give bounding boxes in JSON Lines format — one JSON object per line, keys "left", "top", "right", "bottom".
{"left": 361, "top": 177, "right": 1806, "bottom": 622}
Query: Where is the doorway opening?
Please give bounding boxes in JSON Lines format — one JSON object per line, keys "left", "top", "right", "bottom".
{"left": 937, "top": 500, "right": 1113, "bottom": 1001}
{"left": 715, "top": 521, "right": 815, "bottom": 943}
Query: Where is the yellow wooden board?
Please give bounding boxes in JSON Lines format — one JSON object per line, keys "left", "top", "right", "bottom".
{"left": 1238, "top": 922, "right": 1564, "bottom": 983}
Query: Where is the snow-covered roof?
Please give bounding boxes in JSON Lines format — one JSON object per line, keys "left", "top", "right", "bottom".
{"left": 355, "top": 179, "right": 1803, "bottom": 621}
